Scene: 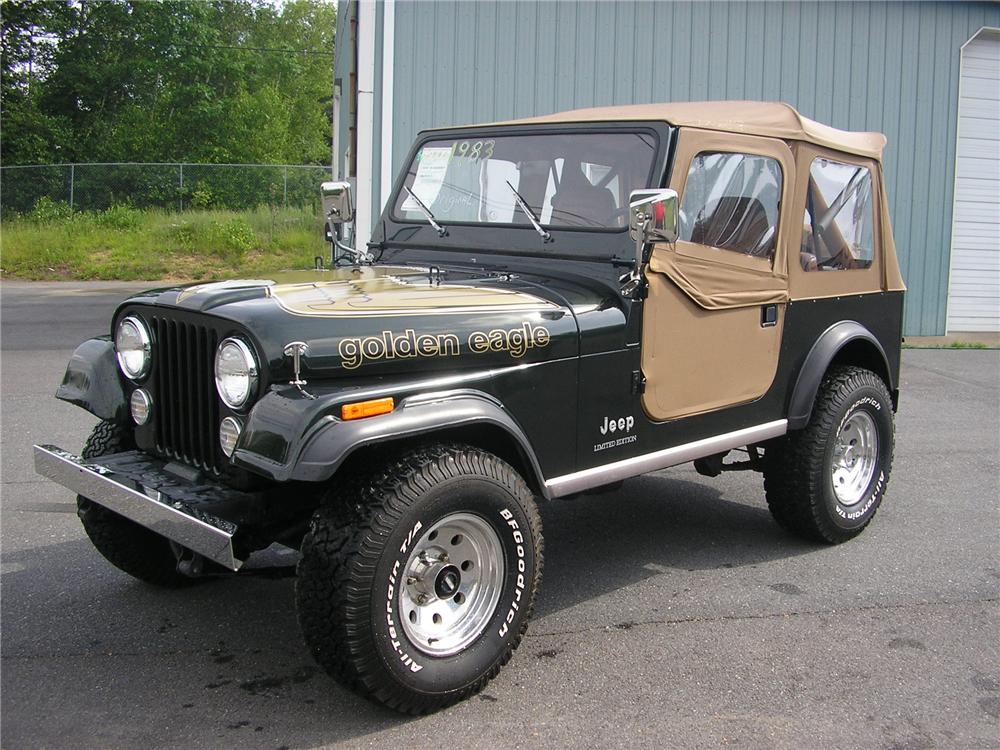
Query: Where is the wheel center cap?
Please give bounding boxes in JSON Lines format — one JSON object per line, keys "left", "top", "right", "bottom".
{"left": 434, "top": 565, "right": 461, "bottom": 600}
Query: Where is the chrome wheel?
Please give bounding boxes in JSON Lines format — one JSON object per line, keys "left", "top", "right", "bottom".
{"left": 399, "top": 512, "right": 504, "bottom": 657}
{"left": 831, "top": 411, "right": 878, "bottom": 507}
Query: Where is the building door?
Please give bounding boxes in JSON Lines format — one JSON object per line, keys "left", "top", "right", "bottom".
{"left": 947, "top": 28, "right": 1000, "bottom": 333}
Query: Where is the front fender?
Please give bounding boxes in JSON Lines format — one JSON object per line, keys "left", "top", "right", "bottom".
{"left": 55, "top": 336, "right": 127, "bottom": 422}
{"left": 233, "top": 386, "right": 548, "bottom": 496}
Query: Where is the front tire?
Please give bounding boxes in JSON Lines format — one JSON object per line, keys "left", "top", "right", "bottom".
{"left": 296, "top": 444, "right": 543, "bottom": 714}
{"left": 77, "top": 420, "right": 196, "bottom": 587}
{"left": 764, "top": 366, "right": 895, "bottom": 544}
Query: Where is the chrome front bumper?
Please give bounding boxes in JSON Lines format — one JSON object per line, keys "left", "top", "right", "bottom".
{"left": 33, "top": 445, "right": 242, "bottom": 571}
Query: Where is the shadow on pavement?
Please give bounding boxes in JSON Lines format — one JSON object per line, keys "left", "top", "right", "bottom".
{"left": 1, "top": 471, "right": 816, "bottom": 745}
{"left": 534, "top": 472, "right": 814, "bottom": 619}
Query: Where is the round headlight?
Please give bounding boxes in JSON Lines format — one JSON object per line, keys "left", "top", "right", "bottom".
{"left": 214, "top": 337, "right": 258, "bottom": 408}
{"left": 130, "top": 388, "right": 152, "bottom": 425}
{"left": 115, "top": 316, "right": 151, "bottom": 380}
{"left": 219, "top": 416, "right": 242, "bottom": 457}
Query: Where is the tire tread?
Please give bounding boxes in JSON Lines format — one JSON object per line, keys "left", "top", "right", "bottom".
{"left": 764, "top": 366, "right": 894, "bottom": 544}
{"left": 296, "top": 443, "right": 543, "bottom": 714}
{"left": 77, "top": 420, "right": 196, "bottom": 588}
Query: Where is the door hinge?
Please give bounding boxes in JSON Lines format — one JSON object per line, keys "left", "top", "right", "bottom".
{"left": 631, "top": 370, "right": 646, "bottom": 395}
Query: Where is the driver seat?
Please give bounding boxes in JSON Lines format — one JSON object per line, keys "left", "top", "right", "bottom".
{"left": 691, "top": 196, "right": 773, "bottom": 257}
{"left": 550, "top": 164, "right": 616, "bottom": 227}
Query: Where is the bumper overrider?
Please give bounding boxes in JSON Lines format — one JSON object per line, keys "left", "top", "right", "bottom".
{"left": 33, "top": 445, "right": 245, "bottom": 570}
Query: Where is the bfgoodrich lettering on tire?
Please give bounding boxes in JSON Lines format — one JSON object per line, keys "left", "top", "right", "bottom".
{"left": 295, "top": 443, "right": 543, "bottom": 714}
{"left": 764, "top": 366, "right": 895, "bottom": 544}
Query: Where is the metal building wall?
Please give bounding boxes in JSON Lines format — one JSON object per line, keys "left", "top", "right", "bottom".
{"left": 382, "top": 1, "right": 1000, "bottom": 335}
{"left": 333, "top": 4, "right": 353, "bottom": 181}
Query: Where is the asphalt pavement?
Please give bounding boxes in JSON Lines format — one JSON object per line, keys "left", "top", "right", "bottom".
{"left": 1, "top": 280, "right": 998, "bottom": 750}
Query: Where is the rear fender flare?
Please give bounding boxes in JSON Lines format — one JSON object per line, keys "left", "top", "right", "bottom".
{"left": 787, "top": 321, "right": 891, "bottom": 430}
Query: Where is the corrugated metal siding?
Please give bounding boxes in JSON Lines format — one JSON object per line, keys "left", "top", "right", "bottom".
{"left": 333, "top": 1, "right": 353, "bottom": 180}
{"left": 947, "top": 30, "right": 1000, "bottom": 332}
{"left": 387, "top": 1, "right": 1000, "bottom": 335}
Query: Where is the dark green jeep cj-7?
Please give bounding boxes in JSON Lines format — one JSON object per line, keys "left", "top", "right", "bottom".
{"left": 35, "top": 102, "right": 905, "bottom": 713}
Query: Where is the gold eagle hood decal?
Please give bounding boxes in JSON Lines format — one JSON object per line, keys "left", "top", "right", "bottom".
{"left": 264, "top": 267, "right": 561, "bottom": 318}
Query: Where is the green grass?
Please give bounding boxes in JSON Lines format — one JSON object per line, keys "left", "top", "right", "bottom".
{"left": 944, "top": 341, "right": 989, "bottom": 350}
{"left": 0, "top": 203, "right": 328, "bottom": 281}
{"left": 902, "top": 341, "right": 991, "bottom": 350}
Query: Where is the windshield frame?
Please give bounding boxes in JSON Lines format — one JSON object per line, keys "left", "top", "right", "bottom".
{"left": 387, "top": 123, "right": 666, "bottom": 236}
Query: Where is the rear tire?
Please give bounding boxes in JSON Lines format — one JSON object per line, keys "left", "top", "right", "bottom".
{"left": 77, "top": 420, "right": 196, "bottom": 587}
{"left": 764, "top": 366, "right": 894, "bottom": 544}
{"left": 296, "top": 443, "right": 543, "bottom": 714}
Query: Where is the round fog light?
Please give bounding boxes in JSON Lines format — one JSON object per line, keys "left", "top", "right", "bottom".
{"left": 219, "top": 416, "right": 243, "bottom": 457}
{"left": 130, "top": 389, "right": 152, "bottom": 425}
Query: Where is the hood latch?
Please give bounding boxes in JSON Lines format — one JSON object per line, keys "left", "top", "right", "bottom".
{"left": 283, "top": 341, "right": 315, "bottom": 399}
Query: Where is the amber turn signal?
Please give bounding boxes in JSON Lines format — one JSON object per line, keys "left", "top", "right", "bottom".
{"left": 341, "top": 396, "right": 395, "bottom": 421}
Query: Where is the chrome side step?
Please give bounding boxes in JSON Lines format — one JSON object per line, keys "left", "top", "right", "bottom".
{"left": 33, "top": 445, "right": 241, "bottom": 571}
{"left": 544, "top": 419, "right": 788, "bottom": 498}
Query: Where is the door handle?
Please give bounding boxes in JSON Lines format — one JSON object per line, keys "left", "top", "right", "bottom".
{"left": 761, "top": 304, "right": 778, "bottom": 328}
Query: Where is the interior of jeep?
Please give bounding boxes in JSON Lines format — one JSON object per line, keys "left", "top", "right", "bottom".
{"left": 689, "top": 196, "right": 774, "bottom": 258}
{"left": 393, "top": 131, "right": 657, "bottom": 230}
{"left": 678, "top": 151, "right": 782, "bottom": 260}
{"left": 800, "top": 159, "right": 875, "bottom": 271}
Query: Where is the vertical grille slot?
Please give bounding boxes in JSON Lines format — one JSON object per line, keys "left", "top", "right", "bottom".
{"left": 152, "top": 315, "right": 220, "bottom": 473}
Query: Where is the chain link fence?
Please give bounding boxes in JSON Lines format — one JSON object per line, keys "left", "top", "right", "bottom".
{"left": 0, "top": 162, "right": 333, "bottom": 217}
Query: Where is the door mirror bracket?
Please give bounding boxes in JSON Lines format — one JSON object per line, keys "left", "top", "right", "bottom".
{"left": 320, "top": 181, "right": 372, "bottom": 264}
{"left": 622, "top": 189, "right": 678, "bottom": 299}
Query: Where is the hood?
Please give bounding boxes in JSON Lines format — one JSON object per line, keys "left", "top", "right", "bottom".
{"left": 118, "top": 265, "right": 623, "bottom": 379}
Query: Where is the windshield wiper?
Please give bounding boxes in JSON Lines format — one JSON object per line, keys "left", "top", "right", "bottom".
{"left": 506, "top": 181, "right": 551, "bottom": 242}
{"left": 403, "top": 186, "right": 447, "bottom": 236}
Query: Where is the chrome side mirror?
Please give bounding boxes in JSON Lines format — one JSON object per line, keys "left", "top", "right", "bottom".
{"left": 629, "top": 188, "right": 678, "bottom": 244}
{"left": 321, "top": 181, "right": 354, "bottom": 224}
{"left": 320, "top": 180, "right": 371, "bottom": 265}
{"left": 621, "top": 188, "right": 678, "bottom": 300}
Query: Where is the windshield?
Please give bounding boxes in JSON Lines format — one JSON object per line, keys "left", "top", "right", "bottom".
{"left": 392, "top": 131, "right": 658, "bottom": 230}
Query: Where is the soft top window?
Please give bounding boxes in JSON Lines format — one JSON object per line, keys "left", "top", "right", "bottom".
{"left": 392, "top": 132, "right": 657, "bottom": 230}
{"left": 678, "top": 151, "right": 783, "bottom": 260}
{"left": 801, "top": 159, "right": 875, "bottom": 272}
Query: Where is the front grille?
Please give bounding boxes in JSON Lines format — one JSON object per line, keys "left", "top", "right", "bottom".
{"left": 150, "top": 316, "right": 221, "bottom": 473}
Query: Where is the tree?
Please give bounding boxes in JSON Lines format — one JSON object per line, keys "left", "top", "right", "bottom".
{"left": 0, "top": 0, "right": 76, "bottom": 164}
{"left": 1, "top": 0, "right": 335, "bottom": 166}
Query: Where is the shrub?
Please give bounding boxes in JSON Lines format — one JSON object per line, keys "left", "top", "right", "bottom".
{"left": 29, "top": 196, "right": 73, "bottom": 223}
{"left": 95, "top": 203, "right": 142, "bottom": 231}
{"left": 189, "top": 184, "right": 214, "bottom": 209}
{"left": 215, "top": 218, "right": 257, "bottom": 253}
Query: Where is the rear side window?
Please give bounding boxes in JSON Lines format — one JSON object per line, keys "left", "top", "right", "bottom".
{"left": 679, "top": 152, "right": 782, "bottom": 260}
{"left": 801, "top": 159, "right": 875, "bottom": 272}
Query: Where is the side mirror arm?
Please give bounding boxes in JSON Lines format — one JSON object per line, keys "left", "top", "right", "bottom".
{"left": 321, "top": 181, "right": 372, "bottom": 265}
{"left": 620, "top": 213, "right": 651, "bottom": 300}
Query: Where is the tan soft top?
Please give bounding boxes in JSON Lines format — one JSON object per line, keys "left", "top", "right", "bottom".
{"left": 475, "top": 101, "right": 887, "bottom": 160}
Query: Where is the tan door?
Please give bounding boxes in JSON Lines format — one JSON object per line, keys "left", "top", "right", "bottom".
{"left": 641, "top": 129, "right": 794, "bottom": 422}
